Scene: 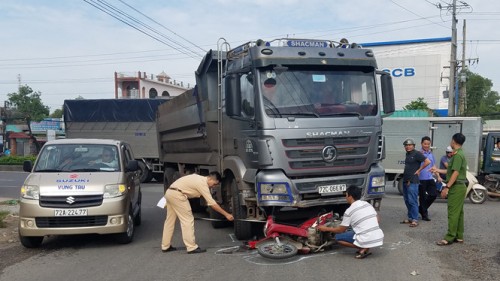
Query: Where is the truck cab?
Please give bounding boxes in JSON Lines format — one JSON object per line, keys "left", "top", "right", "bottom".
{"left": 482, "top": 132, "right": 500, "bottom": 174}
{"left": 19, "top": 139, "right": 142, "bottom": 248}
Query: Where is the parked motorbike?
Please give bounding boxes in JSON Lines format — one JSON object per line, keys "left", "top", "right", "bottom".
{"left": 481, "top": 174, "right": 500, "bottom": 200}
{"left": 438, "top": 171, "right": 488, "bottom": 204}
{"left": 246, "top": 212, "right": 340, "bottom": 259}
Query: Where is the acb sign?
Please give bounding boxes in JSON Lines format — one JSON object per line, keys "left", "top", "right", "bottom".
{"left": 382, "top": 67, "right": 415, "bottom": 78}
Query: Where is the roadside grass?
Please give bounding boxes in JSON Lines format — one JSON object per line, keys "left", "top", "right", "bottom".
{"left": 0, "top": 200, "right": 19, "bottom": 228}
{"left": 0, "top": 211, "right": 8, "bottom": 228}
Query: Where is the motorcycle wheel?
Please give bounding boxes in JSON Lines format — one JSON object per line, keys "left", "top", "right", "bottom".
{"left": 257, "top": 240, "right": 298, "bottom": 259}
{"left": 468, "top": 189, "right": 487, "bottom": 204}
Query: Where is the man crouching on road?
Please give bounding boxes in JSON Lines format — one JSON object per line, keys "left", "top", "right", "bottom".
{"left": 161, "top": 171, "right": 234, "bottom": 254}
{"left": 317, "top": 185, "right": 384, "bottom": 259}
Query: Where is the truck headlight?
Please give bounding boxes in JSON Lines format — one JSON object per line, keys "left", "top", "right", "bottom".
{"left": 260, "top": 183, "right": 288, "bottom": 194}
{"left": 258, "top": 183, "right": 292, "bottom": 202}
{"left": 21, "top": 185, "right": 40, "bottom": 200}
{"left": 104, "top": 184, "right": 127, "bottom": 198}
{"left": 368, "top": 175, "right": 385, "bottom": 194}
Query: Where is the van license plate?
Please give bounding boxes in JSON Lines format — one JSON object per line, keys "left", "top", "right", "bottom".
{"left": 318, "top": 184, "right": 347, "bottom": 194}
{"left": 54, "top": 209, "right": 88, "bottom": 216}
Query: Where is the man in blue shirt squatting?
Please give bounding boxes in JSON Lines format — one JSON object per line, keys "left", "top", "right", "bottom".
{"left": 401, "top": 138, "right": 430, "bottom": 227}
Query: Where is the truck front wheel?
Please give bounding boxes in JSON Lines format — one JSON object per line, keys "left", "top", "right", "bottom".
{"left": 226, "top": 176, "right": 252, "bottom": 240}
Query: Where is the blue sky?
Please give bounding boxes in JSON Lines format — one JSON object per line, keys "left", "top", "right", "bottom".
{"left": 0, "top": 0, "right": 499, "bottom": 112}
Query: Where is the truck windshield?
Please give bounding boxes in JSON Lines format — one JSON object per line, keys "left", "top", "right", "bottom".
{"left": 259, "top": 67, "right": 378, "bottom": 118}
{"left": 34, "top": 144, "right": 120, "bottom": 172}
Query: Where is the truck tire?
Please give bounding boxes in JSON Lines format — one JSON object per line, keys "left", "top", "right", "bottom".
{"left": 397, "top": 179, "right": 403, "bottom": 195}
{"left": 153, "top": 173, "right": 164, "bottom": 183}
{"left": 138, "top": 161, "right": 153, "bottom": 183}
{"left": 164, "top": 167, "right": 180, "bottom": 193}
{"left": 226, "top": 175, "right": 252, "bottom": 240}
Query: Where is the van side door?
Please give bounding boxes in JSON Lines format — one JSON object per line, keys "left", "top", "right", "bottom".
{"left": 123, "top": 144, "right": 140, "bottom": 206}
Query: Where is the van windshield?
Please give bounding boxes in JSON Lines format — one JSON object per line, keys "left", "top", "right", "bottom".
{"left": 34, "top": 144, "right": 120, "bottom": 172}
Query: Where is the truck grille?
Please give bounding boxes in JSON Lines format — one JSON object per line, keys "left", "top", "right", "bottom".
{"left": 283, "top": 136, "right": 370, "bottom": 170}
{"left": 39, "top": 195, "right": 103, "bottom": 208}
{"left": 35, "top": 216, "right": 108, "bottom": 228}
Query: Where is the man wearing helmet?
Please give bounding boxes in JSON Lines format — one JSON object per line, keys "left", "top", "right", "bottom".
{"left": 401, "top": 138, "right": 431, "bottom": 227}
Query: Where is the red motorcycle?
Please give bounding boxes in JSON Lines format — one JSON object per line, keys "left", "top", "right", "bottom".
{"left": 247, "top": 212, "right": 340, "bottom": 259}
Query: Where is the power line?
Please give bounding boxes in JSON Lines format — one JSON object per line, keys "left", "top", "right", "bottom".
{"left": 390, "top": 0, "right": 449, "bottom": 29}
{"left": 117, "top": 0, "right": 206, "bottom": 54}
{"left": 83, "top": 0, "right": 202, "bottom": 60}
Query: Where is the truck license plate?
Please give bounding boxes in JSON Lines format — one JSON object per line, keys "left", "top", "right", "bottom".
{"left": 318, "top": 184, "right": 347, "bottom": 194}
{"left": 54, "top": 209, "right": 88, "bottom": 216}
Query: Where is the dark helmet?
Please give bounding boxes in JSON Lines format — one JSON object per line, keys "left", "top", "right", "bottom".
{"left": 403, "top": 138, "right": 416, "bottom": 146}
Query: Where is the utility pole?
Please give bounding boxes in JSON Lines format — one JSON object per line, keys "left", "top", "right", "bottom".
{"left": 448, "top": 0, "right": 458, "bottom": 116}
{"left": 435, "top": 0, "right": 471, "bottom": 116}
{"left": 458, "top": 20, "right": 467, "bottom": 116}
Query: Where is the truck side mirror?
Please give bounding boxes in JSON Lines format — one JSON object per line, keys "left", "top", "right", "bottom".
{"left": 225, "top": 74, "right": 241, "bottom": 117}
{"left": 378, "top": 71, "right": 395, "bottom": 115}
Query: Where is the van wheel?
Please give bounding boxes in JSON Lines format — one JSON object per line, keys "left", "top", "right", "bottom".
{"left": 226, "top": 176, "right": 252, "bottom": 240}
{"left": 116, "top": 210, "right": 135, "bottom": 244}
{"left": 19, "top": 233, "right": 43, "bottom": 248}
{"left": 134, "top": 192, "right": 142, "bottom": 226}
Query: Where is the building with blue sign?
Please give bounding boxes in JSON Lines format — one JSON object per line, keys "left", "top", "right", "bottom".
{"left": 362, "top": 37, "right": 451, "bottom": 114}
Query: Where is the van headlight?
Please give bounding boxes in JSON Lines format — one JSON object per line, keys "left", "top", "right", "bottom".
{"left": 21, "top": 185, "right": 40, "bottom": 200}
{"left": 104, "top": 184, "right": 127, "bottom": 198}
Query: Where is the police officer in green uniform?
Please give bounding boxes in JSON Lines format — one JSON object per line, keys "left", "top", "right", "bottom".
{"left": 433, "top": 133, "right": 467, "bottom": 246}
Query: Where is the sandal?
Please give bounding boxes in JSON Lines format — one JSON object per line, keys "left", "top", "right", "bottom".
{"left": 409, "top": 221, "right": 418, "bottom": 227}
{"left": 454, "top": 239, "right": 464, "bottom": 243}
{"left": 355, "top": 250, "right": 372, "bottom": 259}
{"left": 400, "top": 219, "right": 411, "bottom": 224}
{"left": 436, "top": 240, "right": 453, "bottom": 246}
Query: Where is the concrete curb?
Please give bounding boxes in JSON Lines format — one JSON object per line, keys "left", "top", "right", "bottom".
{"left": 0, "top": 165, "right": 24, "bottom": 172}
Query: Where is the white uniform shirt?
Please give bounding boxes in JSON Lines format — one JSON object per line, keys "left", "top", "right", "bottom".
{"left": 341, "top": 200, "right": 384, "bottom": 248}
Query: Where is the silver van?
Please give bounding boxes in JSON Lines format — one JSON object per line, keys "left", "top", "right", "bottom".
{"left": 19, "top": 139, "right": 142, "bottom": 248}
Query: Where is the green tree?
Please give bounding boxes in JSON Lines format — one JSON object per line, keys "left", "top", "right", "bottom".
{"left": 50, "top": 108, "right": 63, "bottom": 118}
{"left": 464, "top": 71, "right": 500, "bottom": 119}
{"left": 7, "top": 85, "right": 50, "bottom": 153}
{"left": 403, "top": 97, "right": 431, "bottom": 111}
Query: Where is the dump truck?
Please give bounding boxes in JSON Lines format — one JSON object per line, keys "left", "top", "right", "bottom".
{"left": 64, "top": 99, "right": 170, "bottom": 183}
{"left": 156, "top": 38, "right": 396, "bottom": 239}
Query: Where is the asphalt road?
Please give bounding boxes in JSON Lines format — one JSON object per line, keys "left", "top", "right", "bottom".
{"left": 0, "top": 172, "right": 499, "bottom": 281}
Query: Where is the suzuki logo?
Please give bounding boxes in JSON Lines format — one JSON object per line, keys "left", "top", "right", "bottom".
{"left": 321, "top": 146, "right": 337, "bottom": 163}
{"left": 66, "top": 196, "right": 75, "bottom": 204}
